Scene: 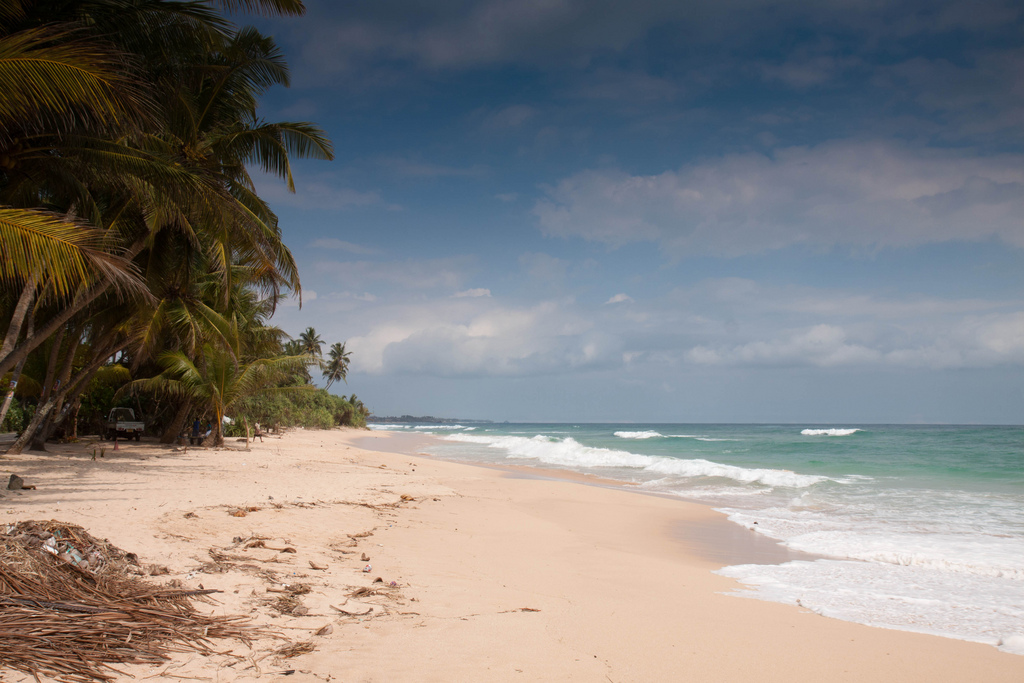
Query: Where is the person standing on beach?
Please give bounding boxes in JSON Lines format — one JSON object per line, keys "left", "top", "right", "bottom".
{"left": 190, "top": 418, "right": 201, "bottom": 445}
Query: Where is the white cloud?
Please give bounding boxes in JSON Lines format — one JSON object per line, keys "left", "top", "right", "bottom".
{"left": 686, "top": 312, "right": 1024, "bottom": 370}
{"left": 346, "top": 298, "right": 616, "bottom": 376}
{"left": 534, "top": 140, "right": 1024, "bottom": 255}
{"left": 675, "top": 279, "right": 1024, "bottom": 369}
{"left": 284, "top": 267, "right": 1024, "bottom": 381}
{"left": 453, "top": 288, "right": 492, "bottom": 298}
{"left": 686, "top": 324, "right": 883, "bottom": 367}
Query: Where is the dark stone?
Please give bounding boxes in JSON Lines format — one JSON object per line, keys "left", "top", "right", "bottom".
{"left": 7, "top": 474, "right": 24, "bottom": 490}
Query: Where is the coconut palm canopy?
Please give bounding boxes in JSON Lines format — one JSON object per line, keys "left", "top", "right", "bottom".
{"left": 0, "top": 0, "right": 367, "bottom": 449}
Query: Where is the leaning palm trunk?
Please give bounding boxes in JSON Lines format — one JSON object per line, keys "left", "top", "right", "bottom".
{"left": 0, "top": 307, "right": 34, "bottom": 428}
{"left": 0, "top": 276, "right": 36, "bottom": 366}
{"left": 0, "top": 354, "right": 27, "bottom": 429}
{"left": 7, "top": 337, "right": 124, "bottom": 455}
{"left": 38, "top": 329, "right": 84, "bottom": 444}
{"left": 161, "top": 399, "right": 192, "bottom": 444}
{"left": 10, "top": 331, "right": 81, "bottom": 453}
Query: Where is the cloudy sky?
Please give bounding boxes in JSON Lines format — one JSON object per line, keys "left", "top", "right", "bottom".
{"left": 251, "top": 0, "right": 1023, "bottom": 423}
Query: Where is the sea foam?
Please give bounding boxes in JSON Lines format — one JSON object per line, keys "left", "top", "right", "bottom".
{"left": 614, "top": 430, "right": 663, "bottom": 439}
{"left": 444, "top": 433, "right": 827, "bottom": 488}
{"left": 718, "top": 559, "right": 1024, "bottom": 654}
{"left": 801, "top": 428, "right": 861, "bottom": 436}
{"left": 413, "top": 424, "right": 467, "bottom": 430}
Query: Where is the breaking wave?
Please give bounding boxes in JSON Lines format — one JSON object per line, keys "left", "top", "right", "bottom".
{"left": 445, "top": 433, "right": 827, "bottom": 488}
{"left": 801, "top": 428, "right": 861, "bottom": 436}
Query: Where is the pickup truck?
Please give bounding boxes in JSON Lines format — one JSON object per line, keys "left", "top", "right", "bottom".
{"left": 103, "top": 407, "right": 145, "bottom": 441}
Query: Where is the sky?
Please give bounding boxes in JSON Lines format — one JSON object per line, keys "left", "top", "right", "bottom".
{"left": 249, "top": 0, "right": 1023, "bottom": 424}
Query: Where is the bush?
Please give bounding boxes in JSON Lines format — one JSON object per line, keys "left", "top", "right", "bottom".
{"left": 230, "top": 388, "right": 366, "bottom": 433}
{"left": 1, "top": 399, "right": 30, "bottom": 433}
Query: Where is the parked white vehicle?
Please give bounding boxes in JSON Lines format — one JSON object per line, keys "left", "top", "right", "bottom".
{"left": 103, "top": 407, "right": 145, "bottom": 441}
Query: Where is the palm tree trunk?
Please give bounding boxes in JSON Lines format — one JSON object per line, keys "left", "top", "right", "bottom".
{"left": 161, "top": 399, "right": 192, "bottom": 444}
{"left": 7, "top": 337, "right": 125, "bottom": 455}
{"left": 0, "top": 277, "right": 36, "bottom": 365}
{"left": 48, "top": 349, "right": 110, "bottom": 443}
{"left": 38, "top": 328, "right": 67, "bottom": 407}
{"left": 0, "top": 355, "right": 28, "bottom": 429}
{"left": 0, "top": 308, "right": 34, "bottom": 429}
{"left": 51, "top": 396, "right": 83, "bottom": 441}
{"left": 36, "top": 332, "right": 83, "bottom": 447}
{"left": 69, "top": 399, "right": 81, "bottom": 440}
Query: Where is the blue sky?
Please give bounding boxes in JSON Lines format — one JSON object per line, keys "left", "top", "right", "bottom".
{"left": 250, "top": 0, "right": 1023, "bottom": 423}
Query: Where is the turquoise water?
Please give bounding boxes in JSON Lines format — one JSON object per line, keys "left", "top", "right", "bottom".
{"left": 373, "top": 422, "right": 1024, "bottom": 653}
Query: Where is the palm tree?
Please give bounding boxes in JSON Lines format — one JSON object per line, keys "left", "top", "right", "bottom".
{"left": 322, "top": 341, "right": 351, "bottom": 390}
{"left": 127, "top": 344, "right": 308, "bottom": 447}
{"left": 1, "top": 1, "right": 334, "bottom": 449}
{"left": 298, "top": 327, "right": 324, "bottom": 357}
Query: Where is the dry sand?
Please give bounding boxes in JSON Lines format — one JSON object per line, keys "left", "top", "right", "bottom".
{"left": 1, "top": 428, "right": 1021, "bottom": 682}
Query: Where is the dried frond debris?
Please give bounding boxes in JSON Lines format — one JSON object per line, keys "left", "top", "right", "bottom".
{"left": 0, "top": 520, "right": 266, "bottom": 682}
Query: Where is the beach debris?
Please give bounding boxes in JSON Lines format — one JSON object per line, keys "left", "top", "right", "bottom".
{"left": 331, "top": 600, "right": 373, "bottom": 616}
{"left": 309, "top": 560, "right": 328, "bottom": 570}
{"left": 362, "top": 564, "right": 372, "bottom": 572}
{"left": 373, "top": 577, "right": 383, "bottom": 584}
{"left": 314, "top": 623, "right": 333, "bottom": 636}
{"left": 268, "top": 593, "right": 308, "bottom": 615}
{"left": 0, "top": 520, "right": 265, "bottom": 682}
{"left": 267, "top": 583, "right": 310, "bottom": 597}
{"left": 273, "top": 641, "right": 316, "bottom": 659}
{"left": 360, "top": 553, "right": 370, "bottom": 561}
{"left": 348, "top": 581, "right": 403, "bottom": 598}
{"left": 7, "top": 474, "right": 24, "bottom": 490}
{"left": 228, "top": 506, "right": 261, "bottom": 518}
{"left": 183, "top": 512, "right": 198, "bottom": 519}
{"left": 400, "top": 494, "right": 415, "bottom": 501}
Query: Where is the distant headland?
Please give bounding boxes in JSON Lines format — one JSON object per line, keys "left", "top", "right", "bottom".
{"left": 367, "top": 415, "right": 494, "bottom": 425}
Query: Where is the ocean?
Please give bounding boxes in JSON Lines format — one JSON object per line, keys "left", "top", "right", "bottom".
{"left": 369, "top": 422, "right": 1024, "bottom": 654}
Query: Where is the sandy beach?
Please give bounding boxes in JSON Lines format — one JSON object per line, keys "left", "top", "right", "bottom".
{"left": 1, "top": 428, "right": 1021, "bottom": 682}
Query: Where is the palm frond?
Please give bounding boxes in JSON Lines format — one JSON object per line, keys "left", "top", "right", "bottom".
{"left": 0, "top": 27, "right": 151, "bottom": 135}
{"left": 0, "top": 207, "right": 144, "bottom": 299}
{"left": 214, "top": 0, "right": 306, "bottom": 17}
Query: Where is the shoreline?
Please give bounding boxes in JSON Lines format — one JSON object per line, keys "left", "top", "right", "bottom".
{"left": 354, "top": 429, "right": 821, "bottom": 567}
{"left": 1, "top": 428, "right": 1021, "bottom": 681}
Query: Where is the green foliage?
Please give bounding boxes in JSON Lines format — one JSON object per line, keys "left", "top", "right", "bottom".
{"left": 0, "top": 399, "right": 30, "bottom": 432}
{"left": 77, "top": 364, "right": 131, "bottom": 433}
{"left": 232, "top": 387, "right": 365, "bottom": 432}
